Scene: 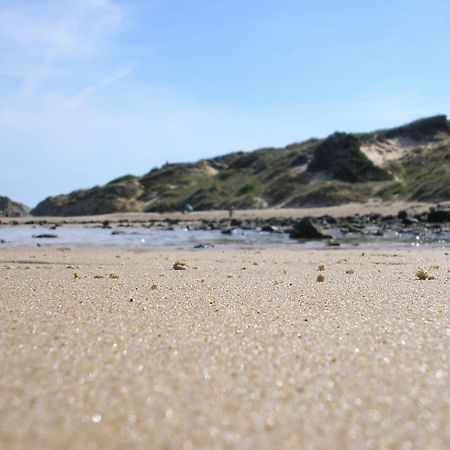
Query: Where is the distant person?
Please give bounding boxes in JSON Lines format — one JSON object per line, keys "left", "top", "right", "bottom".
{"left": 228, "top": 205, "right": 235, "bottom": 219}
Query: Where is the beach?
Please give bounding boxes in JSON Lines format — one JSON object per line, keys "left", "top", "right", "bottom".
{"left": 0, "top": 245, "right": 449, "bottom": 449}
{"left": 0, "top": 201, "right": 433, "bottom": 226}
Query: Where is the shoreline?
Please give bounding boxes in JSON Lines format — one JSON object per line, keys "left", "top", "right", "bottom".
{"left": 1, "top": 201, "right": 449, "bottom": 251}
{"left": 0, "top": 201, "right": 434, "bottom": 225}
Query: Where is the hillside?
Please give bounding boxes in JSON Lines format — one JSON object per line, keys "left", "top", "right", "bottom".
{"left": 0, "top": 196, "right": 30, "bottom": 217}
{"left": 32, "top": 115, "right": 450, "bottom": 216}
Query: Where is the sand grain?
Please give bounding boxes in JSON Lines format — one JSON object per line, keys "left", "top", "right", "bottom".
{"left": 0, "top": 247, "right": 449, "bottom": 449}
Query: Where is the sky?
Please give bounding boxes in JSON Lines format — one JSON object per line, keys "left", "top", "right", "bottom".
{"left": 1, "top": 0, "right": 449, "bottom": 207}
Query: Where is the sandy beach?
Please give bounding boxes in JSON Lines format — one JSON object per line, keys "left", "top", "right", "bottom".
{"left": 0, "top": 202, "right": 434, "bottom": 225}
{"left": 0, "top": 245, "right": 449, "bottom": 449}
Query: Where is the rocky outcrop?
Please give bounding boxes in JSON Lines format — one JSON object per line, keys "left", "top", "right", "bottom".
{"left": 0, "top": 196, "right": 30, "bottom": 217}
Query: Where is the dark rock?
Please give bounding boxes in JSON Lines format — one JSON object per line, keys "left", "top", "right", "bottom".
{"left": 32, "top": 234, "right": 58, "bottom": 239}
{"left": 221, "top": 227, "right": 235, "bottom": 235}
{"left": 397, "top": 210, "right": 409, "bottom": 220}
{"left": 193, "top": 243, "right": 214, "bottom": 249}
{"left": 240, "top": 222, "right": 255, "bottom": 230}
{"left": 111, "top": 230, "right": 126, "bottom": 235}
{"left": 261, "top": 225, "right": 281, "bottom": 233}
{"left": 402, "top": 216, "right": 419, "bottom": 225}
{"left": 341, "top": 224, "right": 363, "bottom": 233}
{"left": 414, "top": 213, "right": 427, "bottom": 222}
{"left": 428, "top": 207, "right": 450, "bottom": 223}
{"left": 368, "top": 213, "right": 382, "bottom": 222}
{"left": 323, "top": 215, "right": 337, "bottom": 225}
{"left": 289, "top": 218, "right": 332, "bottom": 240}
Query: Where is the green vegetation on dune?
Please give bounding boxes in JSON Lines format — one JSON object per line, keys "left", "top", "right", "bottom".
{"left": 308, "top": 133, "right": 391, "bottom": 182}
{"left": 286, "top": 181, "right": 374, "bottom": 207}
{"left": 30, "top": 115, "right": 450, "bottom": 216}
{"left": 106, "top": 174, "right": 136, "bottom": 185}
{"left": 380, "top": 115, "right": 449, "bottom": 141}
{"left": 384, "top": 145, "right": 450, "bottom": 202}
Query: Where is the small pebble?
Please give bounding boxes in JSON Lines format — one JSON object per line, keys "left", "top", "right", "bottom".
{"left": 318, "top": 263, "right": 325, "bottom": 271}
{"left": 346, "top": 268, "right": 355, "bottom": 274}
{"left": 317, "top": 273, "right": 325, "bottom": 282}
{"left": 173, "top": 261, "right": 189, "bottom": 270}
{"left": 93, "top": 273, "right": 119, "bottom": 279}
{"left": 415, "top": 269, "right": 435, "bottom": 280}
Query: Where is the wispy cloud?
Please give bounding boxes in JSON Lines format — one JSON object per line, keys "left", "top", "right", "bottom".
{"left": 0, "top": 0, "right": 127, "bottom": 99}
{"left": 57, "top": 63, "right": 135, "bottom": 112}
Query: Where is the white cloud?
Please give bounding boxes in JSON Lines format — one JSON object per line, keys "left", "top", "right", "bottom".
{"left": 0, "top": 0, "right": 126, "bottom": 97}
{"left": 0, "top": 0, "right": 136, "bottom": 162}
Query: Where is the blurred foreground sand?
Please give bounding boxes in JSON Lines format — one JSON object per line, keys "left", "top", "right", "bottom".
{"left": 0, "top": 246, "right": 449, "bottom": 449}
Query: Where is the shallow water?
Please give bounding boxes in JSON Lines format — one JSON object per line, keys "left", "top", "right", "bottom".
{"left": 0, "top": 225, "right": 448, "bottom": 249}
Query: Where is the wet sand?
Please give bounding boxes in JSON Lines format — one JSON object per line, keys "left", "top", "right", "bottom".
{"left": 0, "top": 246, "right": 449, "bottom": 449}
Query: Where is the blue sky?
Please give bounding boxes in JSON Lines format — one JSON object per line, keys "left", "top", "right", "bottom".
{"left": 1, "top": 0, "right": 449, "bottom": 206}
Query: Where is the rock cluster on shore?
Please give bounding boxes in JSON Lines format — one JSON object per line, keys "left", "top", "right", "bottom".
{"left": 3, "top": 204, "right": 448, "bottom": 246}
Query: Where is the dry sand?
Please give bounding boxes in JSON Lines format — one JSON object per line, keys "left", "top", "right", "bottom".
{"left": 0, "top": 246, "right": 449, "bottom": 449}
